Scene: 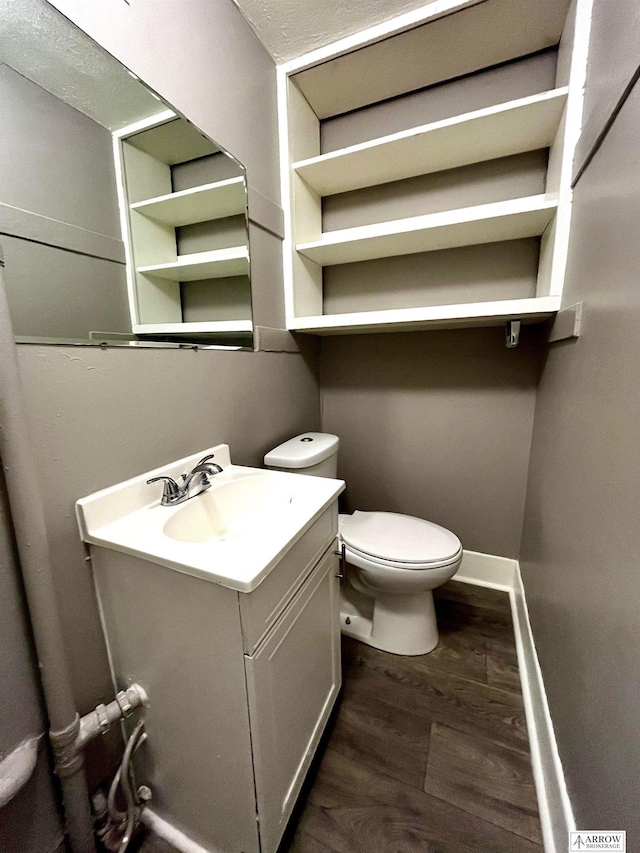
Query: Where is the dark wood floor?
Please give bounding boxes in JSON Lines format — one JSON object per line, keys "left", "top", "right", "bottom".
{"left": 279, "top": 581, "right": 542, "bottom": 853}
{"left": 136, "top": 581, "right": 542, "bottom": 853}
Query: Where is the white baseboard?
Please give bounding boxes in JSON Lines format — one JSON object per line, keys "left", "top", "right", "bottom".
{"left": 456, "top": 548, "right": 517, "bottom": 589}
{"left": 455, "top": 550, "right": 574, "bottom": 853}
{"left": 142, "top": 808, "right": 223, "bottom": 853}
{"left": 510, "top": 563, "right": 575, "bottom": 853}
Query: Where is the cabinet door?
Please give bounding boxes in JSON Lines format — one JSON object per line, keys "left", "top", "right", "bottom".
{"left": 239, "top": 506, "right": 337, "bottom": 654}
{"left": 244, "top": 548, "right": 341, "bottom": 853}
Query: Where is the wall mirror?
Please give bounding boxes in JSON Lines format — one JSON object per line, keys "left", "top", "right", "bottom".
{"left": 0, "top": 0, "right": 253, "bottom": 349}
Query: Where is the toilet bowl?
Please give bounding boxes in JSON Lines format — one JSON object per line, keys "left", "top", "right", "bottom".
{"left": 339, "top": 511, "right": 462, "bottom": 655}
{"left": 264, "top": 433, "right": 462, "bottom": 656}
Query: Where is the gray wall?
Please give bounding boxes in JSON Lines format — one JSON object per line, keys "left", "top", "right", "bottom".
{"left": 323, "top": 239, "right": 540, "bottom": 314}
{"left": 2, "top": 235, "right": 130, "bottom": 340}
{"left": 0, "top": 471, "right": 63, "bottom": 853}
{"left": 573, "top": 0, "right": 640, "bottom": 178}
{"left": 519, "top": 24, "right": 640, "bottom": 838}
{"left": 0, "top": 63, "right": 130, "bottom": 339}
{"left": 49, "top": 0, "right": 287, "bottom": 330}
{"left": 320, "top": 327, "right": 541, "bottom": 558}
{"left": 0, "top": 65, "right": 120, "bottom": 236}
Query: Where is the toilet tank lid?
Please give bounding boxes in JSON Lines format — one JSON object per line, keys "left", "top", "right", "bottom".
{"left": 264, "top": 433, "right": 339, "bottom": 469}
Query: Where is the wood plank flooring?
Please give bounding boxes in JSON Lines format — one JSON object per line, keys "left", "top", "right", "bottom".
{"left": 135, "top": 581, "right": 542, "bottom": 853}
{"left": 279, "top": 581, "right": 542, "bottom": 853}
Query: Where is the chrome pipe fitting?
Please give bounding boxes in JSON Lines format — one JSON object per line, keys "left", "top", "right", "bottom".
{"left": 52, "top": 685, "right": 148, "bottom": 777}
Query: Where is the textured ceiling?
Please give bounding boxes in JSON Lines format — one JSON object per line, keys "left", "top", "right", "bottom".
{"left": 0, "top": 0, "right": 164, "bottom": 130}
{"left": 232, "top": 0, "right": 437, "bottom": 63}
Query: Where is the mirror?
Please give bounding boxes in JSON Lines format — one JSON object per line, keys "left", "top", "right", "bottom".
{"left": 0, "top": 0, "right": 253, "bottom": 349}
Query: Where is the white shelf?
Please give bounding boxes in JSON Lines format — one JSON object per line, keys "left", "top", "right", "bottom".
{"left": 287, "top": 296, "right": 561, "bottom": 335}
{"left": 296, "top": 195, "right": 557, "bottom": 267}
{"left": 281, "top": 0, "right": 592, "bottom": 336}
{"left": 289, "top": 0, "right": 572, "bottom": 118}
{"left": 137, "top": 247, "right": 249, "bottom": 281}
{"left": 294, "top": 89, "right": 568, "bottom": 197}
{"left": 130, "top": 177, "right": 246, "bottom": 226}
{"left": 134, "top": 320, "right": 253, "bottom": 335}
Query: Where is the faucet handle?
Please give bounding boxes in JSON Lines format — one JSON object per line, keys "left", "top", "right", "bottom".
{"left": 180, "top": 457, "right": 215, "bottom": 482}
{"left": 195, "top": 453, "right": 223, "bottom": 474}
{"left": 147, "top": 476, "right": 181, "bottom": 505}
{"left": 196, "top": 454, "right": 216, "bottom": 467}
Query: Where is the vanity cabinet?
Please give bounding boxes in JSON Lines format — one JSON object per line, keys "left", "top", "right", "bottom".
{"left": 246, "top": 547, "right": 340, "bottom": 852}
{"left": 90, "top": 503, "right": 340, "bottom": 853}
{"left": 279, "top": 0, "right": 594, "bottom": 334}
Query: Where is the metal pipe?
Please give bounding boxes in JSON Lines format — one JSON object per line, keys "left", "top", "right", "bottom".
{"left": 76, "top": 685, "right": 148, "bottom": 753}
{"left": 0, "top": 246, "right": 96, "bottom": 853}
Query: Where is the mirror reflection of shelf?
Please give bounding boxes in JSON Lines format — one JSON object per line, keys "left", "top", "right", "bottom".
{"left": 133, "top": 320, "right": 253, "bottom": 335}
{"left": 130, "top": 176, "right": 247, "bottom": 227}
{"left": 114, "top": 112, "right": 252, "bottom": 339}
{"left": 137, "top": 246, "right": 249, "bottom": 281}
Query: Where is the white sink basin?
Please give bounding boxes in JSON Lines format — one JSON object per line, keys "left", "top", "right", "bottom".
{"left": 76, "top": 444, "right": 344, "bottom": 592}
{"left": 163, "top": 475, "right": 294, "bottom": 543}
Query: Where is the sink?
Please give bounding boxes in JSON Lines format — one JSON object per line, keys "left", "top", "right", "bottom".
{"left": 163, "top": 475, "right": 294, "bottom": 543}
{"left": 76, "top": 443, "right": 345, "bottom": 592}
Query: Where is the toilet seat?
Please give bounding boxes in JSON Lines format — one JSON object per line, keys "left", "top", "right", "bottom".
{"left": 339, "top": 511, "right": 462, "bottom": 571}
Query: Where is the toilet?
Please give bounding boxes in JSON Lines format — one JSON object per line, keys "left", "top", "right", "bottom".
{"left": 264, "top": 433, "right": 462, "bottom": 656}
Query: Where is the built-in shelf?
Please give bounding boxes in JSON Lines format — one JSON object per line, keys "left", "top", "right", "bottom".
{"left": 294, "top": 88, "right": 568, "bottom": 197}
{"left": 134, "top": 320, "right": 253, "bottom": 335}
{"left": 289, "top": 0, "right": 573, "bottom": 119}
{"left": 130, "top": 177, "right": 247, "bottom": 227}
{"left": 288, "top": 296, "right": 561, "bottom": 335}
{"left": 296, "top": 195, "right": 557, "bottom": 267}
{"left": 137, "top": 247, "right": 249, "bottom": 281}
{"left": 280, "top": 0, "right": 591, "bottom": 335}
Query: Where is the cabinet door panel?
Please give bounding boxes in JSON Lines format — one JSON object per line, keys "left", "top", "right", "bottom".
{"left": 244, "top": 548, "right": 341, "bottom": 853}
{"left": 239, "top": 505, "right": 337, "bottom": 654}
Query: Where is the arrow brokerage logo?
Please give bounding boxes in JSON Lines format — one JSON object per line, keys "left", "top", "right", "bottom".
{"left": 570, "top": 831, "right": 626, "bottom": 851}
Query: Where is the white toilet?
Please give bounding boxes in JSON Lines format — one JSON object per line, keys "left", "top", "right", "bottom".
{"left": 264, "top": 432, "right": 462, "bottom": 656}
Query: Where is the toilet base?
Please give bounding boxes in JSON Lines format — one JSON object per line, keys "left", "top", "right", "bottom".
{"left": 340, "top": 588, "right": 439, "bottom": 656}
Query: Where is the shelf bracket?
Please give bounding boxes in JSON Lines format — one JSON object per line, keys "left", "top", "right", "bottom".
{"left": 505, "top": 320, "right": 521, "bottom": 348}
{"left": 548, "top": 302, "right": 583, "bottom": 343}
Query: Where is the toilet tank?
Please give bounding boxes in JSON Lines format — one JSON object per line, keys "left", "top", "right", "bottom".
{"left": 264, "top": 433, "right": 339, "bottom": 478}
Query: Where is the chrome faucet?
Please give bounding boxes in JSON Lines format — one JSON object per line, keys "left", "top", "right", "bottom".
{"left": 147, "top": 454, "right": 223, "bottom": 506}
{"left": 180, "top": 455, "right": 223, "bottom": 496}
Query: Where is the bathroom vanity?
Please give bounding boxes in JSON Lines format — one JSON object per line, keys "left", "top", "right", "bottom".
{"left": 76, "top": 445, "right": 345, "bottom": 853}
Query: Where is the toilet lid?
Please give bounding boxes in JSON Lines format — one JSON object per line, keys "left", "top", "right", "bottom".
{"left": 340, "top": 511, "right": 461, "bottom": 565}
